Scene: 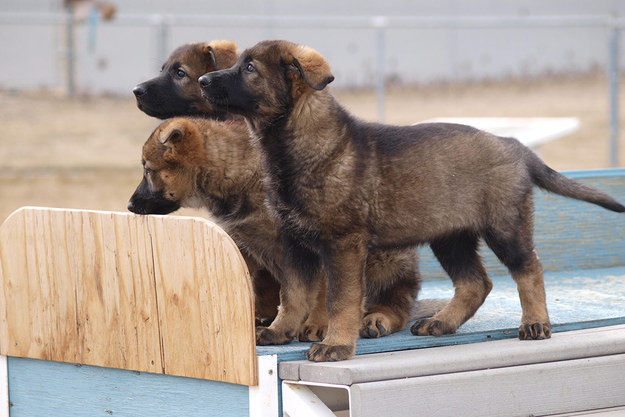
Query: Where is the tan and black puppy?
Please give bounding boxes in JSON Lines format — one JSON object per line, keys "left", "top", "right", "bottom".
{"left": 128, "top": 117, "right": 446, "bottom": 339}
{"left": 130, "top": 40, "right": 443, "bottom": 330}
{"left": 131, "top": 39, "right": 282, "bottom": 324}
{"left": 198, "top": 39, "right": 625, "bottom": 362}
{"left": 133, "top": 41, "right": 239, "bottom": 120}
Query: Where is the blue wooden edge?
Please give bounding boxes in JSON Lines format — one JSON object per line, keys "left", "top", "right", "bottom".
{"left": 7, "top": 357, "right": 250, "bottom": 417}
{"left": 258, "top": 316, "right": 625, "bottom": 363}
{"left": 260, "top": 265, "right": 625, "bottom": 362}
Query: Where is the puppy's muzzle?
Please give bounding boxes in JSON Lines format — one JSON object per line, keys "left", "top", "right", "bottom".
{"left": 198, "top": 72, "right": 226, "bottom": 105}
{"left": 198, "top": 74, "right": 213, "bottom": 90}
{"left": 133, "top": 84, "right": 147, "bottom": 98}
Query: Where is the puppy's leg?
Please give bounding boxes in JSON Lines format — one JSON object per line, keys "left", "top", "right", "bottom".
{"left": 361, "top": 249, "right": 420, "bottom": 338}
{"left": 412, "top": 231, "right": 492, "bottom": 336}
{"left": 244, "top": 255, "right": 280, "bottom": 326}
{"left": 256, "top": 270, "right": 320, "bottom": 345}
{"left": 256, "top": 237, "right": 322, "bottom": 345}
{"left": 513, "top": 251, "right": 550, "bottom": 339}
{"left": 484, "top": 197, "right": 551, "bottom": 340}
{"left": 298, "top": 277, "right": 329, "bottom": 342}
{"left": 307, "top": 235, "right": 367, "bottom": 362}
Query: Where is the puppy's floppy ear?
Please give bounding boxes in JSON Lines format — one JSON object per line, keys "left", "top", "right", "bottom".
{"left": 289, "top": 45, "right": 335, "bottom": 91}
{"left": 156, "top": 118, "right": 207, "bottom": 165}
{"left": 204, "top": 40, "right": 240, "bottom": 71}
{"left": 158, "top": 119, "right": 186, "bottom": 145}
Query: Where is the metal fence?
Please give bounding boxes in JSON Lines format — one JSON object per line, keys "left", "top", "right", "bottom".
{"left": 0, "top": 11, "right": 623, "bottom": 165}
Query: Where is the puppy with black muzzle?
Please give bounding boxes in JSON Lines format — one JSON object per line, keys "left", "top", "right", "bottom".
{"left": 131, "top": 39, "right": 283, "bottom": 324}
{"left": 133, "top": 40, "right": 239, "bottom": 120}
{"left": 199, "top": 39, "right": 625, "bottom": 362}
{"left": 128, "top": 117, "right": 447, "bottom": 340}
{"left": 131, "top": 39, "right": 446, "bottom": 332}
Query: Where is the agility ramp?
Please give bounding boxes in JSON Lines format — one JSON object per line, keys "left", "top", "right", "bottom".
{"left": 0, "top": 168, "right": 625, "bottom": 416}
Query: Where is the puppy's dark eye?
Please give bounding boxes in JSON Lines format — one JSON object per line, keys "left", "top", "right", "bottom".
{"left": 245, "top": 62, "right": 255, "bottom": 73}
{"left": 175, "top": 69, "right": 186, "bottom": 79}
{"left": 144, "top": 167, "right": 151, "bottom": 177}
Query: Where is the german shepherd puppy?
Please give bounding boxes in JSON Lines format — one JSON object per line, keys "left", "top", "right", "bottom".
{"left": 198, "top": 39, "right": 625, "bottom": 361}
{"left": 132, "top": 39, "right": 281, "bottom": 325}
{"left": 131, "top": 40, "right": 442, "bottom": 332}
{"left": 128, "top": 117, "right": 447, "bottom": 339}
{"left": 133, "top": 40, "right": 239, "bottom": 120}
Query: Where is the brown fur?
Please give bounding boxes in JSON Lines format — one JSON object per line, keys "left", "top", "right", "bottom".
{"left": 128, "top": 117, "right": 443, "bottom": 338}
{"left": 133, "top": 40, "right": 239, "bottom": 120}
{"left": 132, "top": 40, "right": 280, "bottom": 325}
{"left": 198, "top": 39, "right": 625, "bottom": 361}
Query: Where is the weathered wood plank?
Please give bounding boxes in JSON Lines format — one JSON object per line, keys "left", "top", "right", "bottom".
{"left": 0, "top": 207, "right": 256, "bottom": 385}
{"left": 262, "top": 267, "right": 625, "bottom": 363}
{"left": 148, "top": 214, "right": 258, "bottom": 383}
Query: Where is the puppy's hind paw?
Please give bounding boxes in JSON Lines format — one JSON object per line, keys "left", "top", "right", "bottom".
{"left": 255, "top": 326, "right": 294, "bottom": 345}
{"left": 410, "top": 318, "right": 456, "bottom": 336}
{"left": 518, "top": 322, "right": 552, "bottom": 340}
{"left": 298, "top": 323, "right": 327, "bottom": 342}
{"left": 360, "top": 314, "right": 391, "bottom": 338}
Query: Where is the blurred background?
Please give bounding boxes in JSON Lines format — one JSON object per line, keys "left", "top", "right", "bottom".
{"left": 1, "top": 0, "right": 625, "bottom": 222}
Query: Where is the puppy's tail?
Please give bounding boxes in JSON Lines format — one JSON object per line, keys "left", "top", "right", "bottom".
{"left": 524, "top": 148, "right": 625, "bottom": 213}
{"left": 411, "top": 298, "right": 450, "bottom": 320}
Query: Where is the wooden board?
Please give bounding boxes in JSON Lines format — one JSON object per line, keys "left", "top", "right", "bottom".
{"left": 0, "top": 207, "right": 257, "bottom": 386}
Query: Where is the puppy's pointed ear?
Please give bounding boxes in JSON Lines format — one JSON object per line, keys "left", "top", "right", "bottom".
{"left": 289, "top": 45, "right": 335, "bottom": 91}
{"left": 204, "top": 40, "right": 240, "bottom": 71}
{"left": 158, "top": 120, "right": 186, "bottom": 145}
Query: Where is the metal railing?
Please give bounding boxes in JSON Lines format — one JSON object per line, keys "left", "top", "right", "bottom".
{"left": 0, "top": 11, "right": 622, "bottom": 165}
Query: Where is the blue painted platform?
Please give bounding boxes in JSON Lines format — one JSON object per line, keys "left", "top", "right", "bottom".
{"left": 257, "top": 267, "right": 625, "bottom": 362}
{"left": 257, "top": 169, "right": 625, "bottom": 362}
{"left": 5, "top": 169, "right": 625, "bottom": 416}
{"left": 7, "top": 357, "right": 250, "bottom": 417}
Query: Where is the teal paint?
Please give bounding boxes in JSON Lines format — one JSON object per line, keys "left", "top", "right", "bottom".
{"left": 8, "top": 358, "right": 249, "bottom": 417}
{"left": 258, "top": 170, "right": 625, "bottom": 363}
{"left": 257, "top": 267, "right": 625, "bottom": 362}
{"left": 6, "top": 170, "right": 625, "bottom": 414}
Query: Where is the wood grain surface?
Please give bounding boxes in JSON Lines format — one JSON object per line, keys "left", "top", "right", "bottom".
{"left": 0, "top": 207, "right": 257, "bottom": 386}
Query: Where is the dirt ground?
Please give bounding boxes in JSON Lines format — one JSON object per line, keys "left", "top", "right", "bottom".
{"left": 1, "top": 73, "right": 625, "bottom": 223}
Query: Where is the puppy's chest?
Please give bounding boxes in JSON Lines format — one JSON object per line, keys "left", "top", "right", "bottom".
{"left": 264, "top": 175, "right": 367, "bottom": 243}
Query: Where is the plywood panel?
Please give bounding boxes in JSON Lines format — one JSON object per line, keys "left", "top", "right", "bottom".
{"left": 149, "top": 214, "right": 257, "bottom": 383}
{"left": 0, "top": 207, "right": 256, "bottom": 385}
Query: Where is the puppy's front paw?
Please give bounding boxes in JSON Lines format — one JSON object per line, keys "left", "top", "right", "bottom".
{"left": 255, "top": 326, "right": 294, "bottom": 345}
{"left": 306, "top": 343, "right": 355, "bottom": 362}
{"left": 298, "top": 323, "right": 327, "bottom": 342}
{"left": 410, "top": 318, "right": 456, "bottom": 336}
{"left": 360, "top": 313, "right": 391, "bottom": 338}
{"left": 518, "top": 322, "right": 551, "bottom": 340}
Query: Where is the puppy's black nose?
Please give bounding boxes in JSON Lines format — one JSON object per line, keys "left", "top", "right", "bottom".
{"left": 133, "top": 85, "right": 147, "bottom": 97}
{"left": 127, "top": 200, "right": 135, "bottom": 212}
{"left": 198, "top": 75, "right": 211, "bottom": 89}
